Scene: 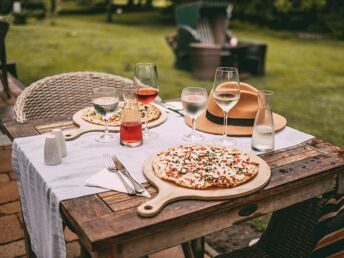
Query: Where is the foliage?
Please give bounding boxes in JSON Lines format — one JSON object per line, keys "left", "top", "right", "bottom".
{"left": 0, "top": 0, "right": 46, "bottom": 20}
{"left": 274, "top": 0, "right": 326, "bottom": 13}
{"left": 6, "top": 13, "right": 344, "bottom": 148}
{"left": 0, "top": 0, "right": 14, "bottom": 14}
{"left": 322, "top": 0, "right": 344, "bottom": 39}
{"left": 231, "top": 0, "right": 344, "bottom": 38}
{"left": 169, "top": 0, "right": 343, "bottom": 38}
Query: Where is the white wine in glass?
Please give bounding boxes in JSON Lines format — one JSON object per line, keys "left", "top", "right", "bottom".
{"left": 92, "top": 87, "right": 119, "bottom": 143}
{"left": 181, "top": 87, "right": 208, "bottom": 142}
{"left": 213, "top": 67, "right": 240, "bottom": 146}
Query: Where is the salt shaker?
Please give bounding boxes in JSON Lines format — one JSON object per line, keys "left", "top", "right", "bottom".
{"left": 252, "top": 90, "right": 275, "bottom": 152}
{"left": 44, "top": 134, "right": 62, "bottom": 165}
{"left": 52, "top": 128, "right": 67, "bottom": 157}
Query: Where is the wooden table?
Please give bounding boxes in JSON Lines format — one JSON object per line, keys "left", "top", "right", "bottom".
{"left": 2, "top": 117, "right": 344, "bottom": 258}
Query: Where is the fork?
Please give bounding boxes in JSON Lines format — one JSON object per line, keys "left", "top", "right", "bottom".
{"left": 103, "top": 154, "right": 136, "bottom": 195}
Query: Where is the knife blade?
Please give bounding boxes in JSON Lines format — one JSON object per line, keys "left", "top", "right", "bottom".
{"left": 153, "top": 102, "right": 184, "bottom": 117}
{"left": 111, "top": 155, "right": 145, "bottom": 194}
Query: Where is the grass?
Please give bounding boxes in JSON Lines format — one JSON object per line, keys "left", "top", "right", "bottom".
{"left": 6, "top": 12, "right": 344, "bottom": 148}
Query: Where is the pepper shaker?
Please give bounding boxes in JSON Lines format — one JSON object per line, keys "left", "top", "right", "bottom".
{"left": 52, "top": 128, "right": 67, "bottom": 157}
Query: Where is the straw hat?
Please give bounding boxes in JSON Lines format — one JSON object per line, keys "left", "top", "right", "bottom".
{"left": 185, "top": 83, "right": 287, "bottom": 136}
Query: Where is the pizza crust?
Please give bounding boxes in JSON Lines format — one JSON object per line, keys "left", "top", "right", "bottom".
{"left": 152, "top": 144, "right": 259, "bottom": 190}
{"left": 81, "top": 102, "right": 161, "bottom": 127}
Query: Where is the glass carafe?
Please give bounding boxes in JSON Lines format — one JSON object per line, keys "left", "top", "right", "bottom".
{"left": 251, "top": 90, "right": 275, "bottom": 152}
{"left": 120, "top": 98, "right": 143, "bottom": 147}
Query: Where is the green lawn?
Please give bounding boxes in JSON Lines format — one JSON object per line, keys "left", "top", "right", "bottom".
{"left": 7, "top": 12, "right": 344, "bottom": 147}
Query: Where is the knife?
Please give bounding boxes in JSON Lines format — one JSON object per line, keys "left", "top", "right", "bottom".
{"left": 154, "top": 102, "right": 185, "bottom": 117}
{"left": 111, "top": 155, "right": 145, "bottom": 194}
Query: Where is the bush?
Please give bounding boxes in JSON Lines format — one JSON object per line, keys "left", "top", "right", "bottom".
{"left": 322, "top": 0, "right": 344, "bottom": 38}
{"left": 0, "top": 0, "right": 14, "bottom": 14}
{"left": 230, "top": 0, "right": 344, "bottom": 39}
{"left": 13, "top": 12, "right": 27, "bottom": 24}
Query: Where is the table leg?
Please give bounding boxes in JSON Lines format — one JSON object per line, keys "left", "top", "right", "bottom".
{"left": 191, "top": 237, "right": 205, "bottom": 258}
{"left": 338, "top": 171, "right": 344, "bottom": 194}
{"left": 181, "top": 242, "right": 195, "bottom": 258}
{"left": 182, "top": 237, "right": 205, "bottom": 258}
{"left": 81, "top": 244, "right": 92, "bottom": 258}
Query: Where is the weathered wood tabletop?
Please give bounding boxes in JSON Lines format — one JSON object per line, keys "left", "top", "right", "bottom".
{"left": 3, "top": 117, "right": 344, "bottom": 258}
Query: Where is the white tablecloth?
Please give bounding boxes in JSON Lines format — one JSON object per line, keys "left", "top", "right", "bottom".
{"left": 12, "top": 113, "right": 314, "bottom": 258}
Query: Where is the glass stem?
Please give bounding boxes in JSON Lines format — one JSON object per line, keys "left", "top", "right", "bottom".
{"left": 223, "top": 111, "right": 228, "bottom": 140}
{"left": 104, "top": 118, "right": 109, "bottom": 138}
{"left": 191, "top": 117, "right": 196, "bottom": 135}
{"left": 144, "top": 106, "right": 149, "bottom": 135}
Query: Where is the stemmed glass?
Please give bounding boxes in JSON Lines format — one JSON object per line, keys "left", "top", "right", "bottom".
{"left": 212, "top": 67, "right": 240, "bottom": 146}
{"left": 133, "top": 63, "right": 160, "bottom": 140}
{"left": 181, "top": 87, "right": 208, "bottom": 142}
{"left": 92, "top": 87, "right": 119, "bottom": 143}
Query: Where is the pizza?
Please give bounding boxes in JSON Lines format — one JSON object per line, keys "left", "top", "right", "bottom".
{"left": 82, "top": 102, "right": 161, "bottom": 127}
{"left": 152, "top": 144, "right": 259, "bottom": 189}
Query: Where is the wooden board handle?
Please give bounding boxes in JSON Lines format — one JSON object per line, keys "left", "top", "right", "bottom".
{"left": 137, "top": 190, "right": 176, "bottom": 217}
{"left": 63, "top": 128, "right": 99, "bottom": 141}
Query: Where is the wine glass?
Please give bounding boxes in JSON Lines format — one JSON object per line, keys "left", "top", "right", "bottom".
{"left": 133, "top": 63, "right": 160, "bottom": 140}
{"left": 92, "top": 87, "right": 119, "bottom": 143}
{"left": 181, "top": 87, "right": 208, "bottom": 142}
{"left": 212, "top": 67, "right": 240, "bottom": 146}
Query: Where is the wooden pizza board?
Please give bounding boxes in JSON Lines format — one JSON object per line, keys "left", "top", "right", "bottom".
{"left": 137, "top": 147, "right": 271, "bottom": 217}
{"left": 63, "top": 106, "right": 167, "bottom": 141}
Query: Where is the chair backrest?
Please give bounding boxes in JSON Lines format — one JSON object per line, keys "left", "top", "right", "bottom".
{"left": 0, "top": 19, "right": 10, "bottom": 98}
{"left": 197, "top": 17, "right": 215, "bottom": 44}
{"left": 176, "top": 2, "right": 233, "bottom": 45}
{"left": 14, "top": 71, "right": 132, "bottom": 123}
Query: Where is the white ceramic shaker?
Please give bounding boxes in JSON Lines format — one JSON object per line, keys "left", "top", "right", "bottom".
{"left": 52, "top": 128, "right": 67, "bottom": 157}
{"left": 44, "top": 134, "right": 62, "bottom": 166}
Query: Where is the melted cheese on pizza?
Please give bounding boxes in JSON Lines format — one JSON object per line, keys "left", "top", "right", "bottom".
{"left": 152, "top": 145, "right": 259, "bottom": 189}
{"left": 82, "top": 102, "right": 161, "bottom": 126}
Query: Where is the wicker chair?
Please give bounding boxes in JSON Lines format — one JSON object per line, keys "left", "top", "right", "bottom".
{"left": 14, "top": 71, "right": 132, "bottom": 123}
{"left": 216, "top": 198, "right": 324, "bottom": 258}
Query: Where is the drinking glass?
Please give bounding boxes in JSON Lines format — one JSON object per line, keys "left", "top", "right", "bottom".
{"left": 133, "top": 63, "right": 160, "bottom": 140}
{"left": 212, "top": 67, "right": 240, "bottom": 146}
{"left": 252, "top": 90, "right": 275, "bottom": 152}
{"left": 181, "top": 87, "right": 208, "bottom": 142}
{"left": 120, "top": 90, "right": 143, "bottom": 147}
{"left": 92, "top": 87, "right": 119, "bottom": 143}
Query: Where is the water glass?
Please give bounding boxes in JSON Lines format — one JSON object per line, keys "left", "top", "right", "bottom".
{"left": 212, "top": 67, "right": 240, "bottom": 147}
{"left": 252, "top": 90, "right": 275, "bottom": 152}
{"left": 92, "top": 87, "right": 119, "bottom": 143}
{"left": 181, "top": 87, "right": 208, "bottom": 142}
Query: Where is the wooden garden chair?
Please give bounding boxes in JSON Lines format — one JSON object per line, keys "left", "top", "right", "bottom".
{"left": 167, "top": 2, "right": 267, "bottom": 77}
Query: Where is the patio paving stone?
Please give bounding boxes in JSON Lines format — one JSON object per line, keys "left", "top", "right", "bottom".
{"left": 0, "top": 239, "right": 26, "bottom": 258}
{"left": 0, "top": 173, "right": 10, "bottom": 184}
{"left": 0, "top": 215, "right": 23, "bottom": 244}
{"left": 8, "top": 172, "right": 17, "bottom": 181}
{"left": 0, "top": 146, "right": 12, "bottom": 174}
{"left": 66, "top": 241, "right": 81, "bottom": 258}
{"left": 0, "top": 201, "right": 21, "bottom": 215}
{"left": 0, "top": 181, "right": 19, "bottom": 204}
{"left": 64, "top": 226, "right": 79, "bottom": 242}
{"left": 0, "top": 135, "right": 11, "bottom": 147}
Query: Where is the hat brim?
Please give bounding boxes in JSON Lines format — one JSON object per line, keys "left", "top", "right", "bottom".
{"left": 185, "top": 112, "right": 287, "bottom": 136}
